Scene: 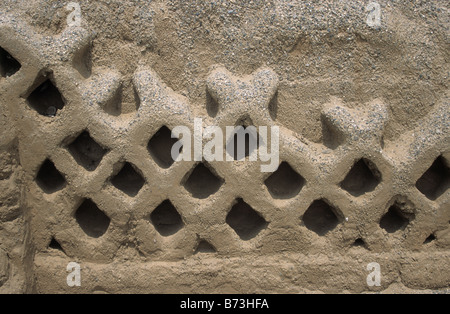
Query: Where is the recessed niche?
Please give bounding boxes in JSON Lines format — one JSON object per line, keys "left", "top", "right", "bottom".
{"left": 226, "top": 125, "right": 260, "bottom": 161}
{"left": 340, "top": 158, "right": 381, "bottom": 197}
{"left": 226, "top": 199, "right": 267, "bottom": 241}
{"left": 264, "top": 162, "right": 305, "bottom": 199}
{"left": 183, "top": 163, "right": 224, "bottom": 199}
{"left": 379, "top": 203, "right": 414, "bottom": 234}
{"left": 36, "top": 159, "right": 66, "bottom": 194}
{"left": 48, "top": 237, "right": 65, "bottom": 253}
{"left": 416, "top": 156, "right": 449, "bottom": 201}
{"left": 150, "top": 200, "right": 184, "bottom": 237}
{"left": 195, "top": 240, "right": 216, "bottom": 254}
{"left": 26, "top": 76, "right": 65, "bottom": 116}
{"left": 148, "top": 126, "right": 181, "bottom": 169}
{"left": 353, "top": 238, "right": 366, "bottom": 248}
{"left": 302, "top": 199, "right": 340, "bottom": 236}
{"left": 423, "top": 234, "right": 436, "bottom": 244}
{"left": 0, "top": 47, "right": 21, "bottom": 78}
{"left": 75, "top": 199, "right": 110, "bottom": 238}
{"left": 68, "top": 131, "right": 108, "bottom": 171}
{"left": 111, "top": 162, "right": 145, "bottom": 197}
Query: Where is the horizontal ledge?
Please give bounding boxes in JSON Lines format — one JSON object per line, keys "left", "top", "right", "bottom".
{"left": 33, "top": 250, "right": 450, "bottom": 294}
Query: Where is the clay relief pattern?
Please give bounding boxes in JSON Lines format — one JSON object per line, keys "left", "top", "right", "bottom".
{"left": 0, "top": 1, "right": 448, "bottom": 293}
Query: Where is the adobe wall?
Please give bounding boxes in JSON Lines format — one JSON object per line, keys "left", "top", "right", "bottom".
{"left": 0, "top": 0, "right": 448, "bottom": 294}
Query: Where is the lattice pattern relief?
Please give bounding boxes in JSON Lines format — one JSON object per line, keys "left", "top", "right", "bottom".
{"left": 0, "top": 15, "right": 448, "bottom": 264}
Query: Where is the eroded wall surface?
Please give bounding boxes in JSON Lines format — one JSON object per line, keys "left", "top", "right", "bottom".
{"left": 0, "top": 0, "right": 449, "bottom": 293}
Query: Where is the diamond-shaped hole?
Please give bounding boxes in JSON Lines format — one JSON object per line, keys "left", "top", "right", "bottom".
{"left": 264, "top": 162, "right": 305, "bottom": 199}
{"left": 148, "top": 126, "right": 181, "bottom": 169}
{"left": 68, "top": 131, "right": 108, "bottom": 171}
{"left": 340, "top": 158, "right": 381, "bottom": 197}
{"left": 75, "top": 199, "right": 110, "bottom": 238}
{"left": 226, "top": 198, "right": 268, "bottom": 241}
{"left": 150, "top": 200, "right": 184, "bottom": 237}
{"left": 27, "top": 77, "right": 65, "bottom": 116}
{"left": 36, "top": 159, "right": 66, "bottom": 194}
{"left": 0, "top": 47, "right": 21, "bottom": 78}
{"left": 226, "top": 126, "right": 260, "bottom": 161}
{"left": 302, "top": 199, "right": 340, "bottom": 236}
{"left": 183, "top": 162, "right": 224, "bottom": 199}
{"left": 379, "top": 203, "right": 413, "bottom": 234}
{"left": 416, "top": 156, "right": 449, "bottom": 200}
{"left": 195, "top": 240, "right": 216, "bottom": 254}
{"left": 111, "top": 162, "right": 145, "bottom": 197}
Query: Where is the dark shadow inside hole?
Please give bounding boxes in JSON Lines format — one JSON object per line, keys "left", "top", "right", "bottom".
{"left": 68, "top": 131, "right": 107, "bottom": 171}
{"left": 353, "top": 238, "right": 366, "bottom": 248}
{"left": 111, "top": 162, "right": 145, "bottom": 197}
{"left": 27, "top": 76, "right": 65, "bottom": 116}
{"left": 302, "top": 200, "right": 340, "bottom": 236}
{"left": 340, "top": 159, "right": 381, "bottom": 197}
{"left": 75, "top": 199, "right": 110, "bottom": 238}
{"left": 183, "top": 163, "right": 223, "bottom": 199}
{"left": 36, "top": 159, "right": 66, "bottom": 194}
{"left": 416, "top": 156, "right": 449, "bottom": 201}
{"left": 206, "top": 89, "right": 219, "bottom": 118}
{"left": 264, "top": 162, "right": 305, "bottom": 199}
{"left": 0, "top": 47, "right": 21, "bottom": 77}
{"left": 226, "top": 126, "right": 260, "bottom": 161}
{"left": 148, "top": 126, "right": 181, "bottom": 169}
{"left": 195, "top": 240, "right": 216, "bottom": 254}
{"left": 379, "top": 205, "right": 410, "bottom": 234}
{"left": 150, "top": 200, "right": 184, "bottom": 237}
{"left": 48, "top": 237, "right": 65, "bottom": 253}
{"left": 226, "top": 198, "right": 268, "bottom": 241}
{"left": 424, "top": 234, "right": 436, "bottom": 244}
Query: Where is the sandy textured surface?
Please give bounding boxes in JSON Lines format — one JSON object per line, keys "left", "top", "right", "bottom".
{"left": 0, "top": 0, "right": 448, "bottom": 293}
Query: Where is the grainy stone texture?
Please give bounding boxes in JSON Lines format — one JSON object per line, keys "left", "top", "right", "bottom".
{"left": 0, "top": 0, "right": 448, "bottom": 294}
